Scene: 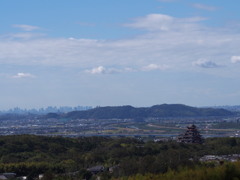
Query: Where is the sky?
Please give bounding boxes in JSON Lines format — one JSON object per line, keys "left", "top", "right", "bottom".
{"left": 1, "top": 0, "right": 240, "bottom": 109}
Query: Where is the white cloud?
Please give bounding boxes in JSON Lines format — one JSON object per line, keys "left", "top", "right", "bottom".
{"left": 231, "top": 56, "right": 240, "bottom": 63}
{"left": 142, "top": 64, "right": 169, "bottom": 71}
{"left": 85, "top": 64, "right": 169, "bottom": 75}
{"left": 193, "top": 59, "right": 221, "bottom": 68}
{"left": 193, "top": 3, "right": 217, "bottom": 11}
{"left": 86, "top": 66, "right": 107, "bottom": 74}
{"left": 13, "top": 24, "right": 40, "bottom": 31}
{"left": 12, "top": 73, "right": 35, "bottom": 78}
{"left": 85, "top": 66, "right": 135, "bottom": 75}
{"left": 125, "top": 14, "right": 173, "bottom": 31}
{"left": 124, "top": 13, "right": 206, "bottom": 31}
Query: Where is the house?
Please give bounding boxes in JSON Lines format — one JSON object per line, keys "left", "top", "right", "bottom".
{"left": 108, "top": 165, "right": 119, "bottom": 173}
{"left": 87, "top": 165, "right": 105, "bottom": 174}
{"left": 38, "top": 174, "right": 44, "bottom": 179}
{"left": 154, "top": 138, "right": 169, "bottom": 143}
{"left": 200, "top": 154, "right": 240, "bottom": 162}
{"left": 0, "top": 175, "right": 7, "bottom": 180}
{"left": 18, "top": 176, "right": 27, "bottom": 180}
{"left": 0, "top": 173, "right": 16, "bottom": 180}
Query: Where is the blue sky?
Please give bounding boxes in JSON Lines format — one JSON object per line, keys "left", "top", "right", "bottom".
{"left": 1, "top": 0, "right": 240, "bottom": 109}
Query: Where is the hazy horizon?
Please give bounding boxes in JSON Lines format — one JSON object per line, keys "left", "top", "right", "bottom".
{"left": 1, "top": 103, "right": 240, "bottom": 112}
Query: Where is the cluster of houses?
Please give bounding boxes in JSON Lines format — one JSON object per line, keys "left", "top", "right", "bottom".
{"left": 199, "top": 154, "right": 240, "bottom": 163}
{"left": 0, "top": 165, "right": 115, "bottom": 180}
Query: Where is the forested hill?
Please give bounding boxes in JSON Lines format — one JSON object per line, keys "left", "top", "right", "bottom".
{"left": 1, "top": 135, "right": 240, "bottom": 179}
{"left": 63, "top": 104, "right": 235, "bottom": 119}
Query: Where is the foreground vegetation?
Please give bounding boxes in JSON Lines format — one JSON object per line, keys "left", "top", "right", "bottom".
{"left": 0, "top": 135, "right": 240, "bottom": 179}
{"left": 116, "top": 162, "right": 240, "bottom": 180}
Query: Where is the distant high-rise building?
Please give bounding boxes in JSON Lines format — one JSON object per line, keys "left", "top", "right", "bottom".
{"left": 177, "top": 124, "right": 204, "bottom": 144}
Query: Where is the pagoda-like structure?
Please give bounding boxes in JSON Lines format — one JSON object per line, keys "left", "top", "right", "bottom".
{"left": 177, "top": 124, "right": 204, "bottom": 144}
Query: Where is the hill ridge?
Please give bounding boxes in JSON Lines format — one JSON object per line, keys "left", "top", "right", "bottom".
{"left": 59, "top": 104, "right": 235, "bottom": 120}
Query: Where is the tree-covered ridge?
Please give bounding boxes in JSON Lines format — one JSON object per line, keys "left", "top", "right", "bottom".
{"left": 0, "top": 135, "right": 240, "bottom": 179}
{"left": 64, "top": 104, "right": 235, "bottom": 119}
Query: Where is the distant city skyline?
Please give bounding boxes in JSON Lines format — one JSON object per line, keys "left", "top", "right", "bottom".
{"left": 0, "top": 105, "right": 93, "bottom": 114}
{"left": 1, "top": 0, "right": 240, "bottom": 109}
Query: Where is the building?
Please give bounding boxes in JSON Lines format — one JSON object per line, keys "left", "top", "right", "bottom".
{"left": 0, "top": 173, "right": 16, "bottom": 180}
{"left": 87, "top": 165, "right": 105, "bottom": 174}
{"left": 177, "top": 124, "right": 204, "bottom": 144}
{"left": 199, "top": 154, "right": 240, "bottom": 163}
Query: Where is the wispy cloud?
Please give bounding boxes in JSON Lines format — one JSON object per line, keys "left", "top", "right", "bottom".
{"left": 231, "top": 56, "right": 240, "bottom": 63}
{"left": 4, "top": 33, "right": 45, "bottom": 40}
{"left": 193, "top": 59, "right": 222, "bottom": 68}
{"left": 12, "top": 73, "right": 35, "bottom": 78}
{"left": 85, "top": 64, "right": 169, "bottom": 75}
{"left": 124, "top": 13, "right": 206, "bottom": 31}
{"left": 13, "top": 24, "right": 40, "bottom": 31}
{"left": 85, "top": 66, "right": 123, "bottom": 74}
{"left": 125, "top": 14, "right": 173, "bottom": 31}
{"left": 192, "top": 3, "right": 217, "bottom": 11}
{"left": 142, "top": 64, "right": 169, "bottom": 71}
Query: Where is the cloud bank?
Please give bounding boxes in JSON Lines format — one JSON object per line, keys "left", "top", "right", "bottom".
{"left": 0, "top": 14, "right": 240, "bottom": 77}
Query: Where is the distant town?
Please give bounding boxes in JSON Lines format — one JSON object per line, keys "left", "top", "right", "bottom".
{"left": 0, "top": 104, "right": 240, "bottom": 138}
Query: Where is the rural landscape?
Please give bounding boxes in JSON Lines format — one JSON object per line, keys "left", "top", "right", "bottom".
{"left": 1, "top": 0, "right": 240, "bottom": 179}
{"left": 0, "top": 104, "right": 240, "bottom": 179}
{"left": 1, "top": 104, "right": 240, "bottom": 138}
